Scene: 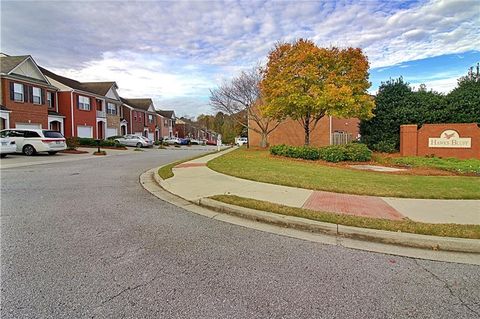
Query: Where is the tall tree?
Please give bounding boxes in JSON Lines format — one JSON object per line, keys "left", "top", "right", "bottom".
{"left": 261, "top": 39, "right": 374, "bottom": 145}
{"left": 209, "top": 67, "right": 281, "bottom": 148}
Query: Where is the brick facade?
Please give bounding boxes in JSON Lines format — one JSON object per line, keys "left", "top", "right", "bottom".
{"left": 1, "top": 78, "right": 53, "bottom": 129}
{"left": 249, "top": 116, "right": 360, "bottom": 147}
{"left": 400, "top": 123, "right": 480, "bottom": 159}
{"left": 57, "top": 91, "right": 99, "bottom": 138}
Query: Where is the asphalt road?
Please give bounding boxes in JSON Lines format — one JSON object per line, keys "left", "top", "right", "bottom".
{"left": 1, "top": 148, "right": 479, "bottom": 319}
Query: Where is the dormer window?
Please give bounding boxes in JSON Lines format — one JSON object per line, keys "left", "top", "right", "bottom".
{"left": 107, "top": 103, "right": 117, "bottom": 115}
{"left": 148, "top": 114, "right": 153, "bottom": 124}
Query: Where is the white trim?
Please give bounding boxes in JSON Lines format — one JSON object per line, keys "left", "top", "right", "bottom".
{"left": 0, "top": 110, "right": 11, "bottom": 129}
{"left": 70, "top": 91, "right": 74, "bottom": 136}
{"left": 329, "top": 116, "right": 332, "bottom": 145}
{"left": 48, "top": 116, "right": 64, "bottom": 135}
{"left": 10, "top": 56, "right": 51, "bottom": 85}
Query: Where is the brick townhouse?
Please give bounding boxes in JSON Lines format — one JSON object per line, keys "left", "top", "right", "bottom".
{"left": 121, "top": 98, "right": 159, "bottom": 140}
{"left": 40, "top": 67, "right": 123, "bottom": 139}
{"left": 0, "top": 54, "right": 62, "bottom": 131}
{"left": 156, "top": 110, "right": 175, "bottom": 139}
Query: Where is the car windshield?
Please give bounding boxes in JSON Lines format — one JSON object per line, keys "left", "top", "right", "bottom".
{"left": 43, "top": 130, "right": 64, "bottom": 138}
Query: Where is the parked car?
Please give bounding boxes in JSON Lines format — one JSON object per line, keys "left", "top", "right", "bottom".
{"left": 114, "top": 135, "right": 153, "bottom": 148}
{"left": 180, "top": 138, "right": 190, "bottom": 145}
{"left": 235, "top": 137, "right": 248, "bottom": 146}
{"left": 0, "top": 136, "right": 17, "bottom": 158}
{"left": 163, "top": 137, "right": 182, "bottom": 145}
{"left": 189, "top": 138, "right": 200, "bottom": 145}
{"left": 0, "top": 129, "right": 66, "bottom": 156}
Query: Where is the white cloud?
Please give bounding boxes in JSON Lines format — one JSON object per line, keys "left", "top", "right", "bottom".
{"left": 2, "top": 0, "right": 479, "bottom": 116}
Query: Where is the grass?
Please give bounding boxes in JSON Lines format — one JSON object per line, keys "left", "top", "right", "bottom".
{"left": 207, "top": 149, "right": 480, "bottom": 199}
{"left": 374, "top": 155, "right": 480, "bottom": 175}
{"left": 211, "top": 195, "right": 480, "bottom": 239}
{"left": 158, "top": 150, "right": 220, "bottom": 179}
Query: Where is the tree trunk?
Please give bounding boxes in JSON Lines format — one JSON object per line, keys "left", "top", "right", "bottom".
{"left": 304, "top": 115, "right": 311, "bottom": 146}
{"left": 260, "top": 132, "right": 268, "bottom": 148}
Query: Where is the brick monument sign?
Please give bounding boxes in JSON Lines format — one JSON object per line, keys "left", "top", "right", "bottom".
{"left": 400, "top": 123, "right": 480, "bottom": 159}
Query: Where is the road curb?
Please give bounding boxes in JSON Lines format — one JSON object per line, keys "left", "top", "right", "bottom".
{"left": 141, "top": 164, "right": 480, "bottom": 263}
{"left": 197, "top": 198, "right": 480, "bottom": 253}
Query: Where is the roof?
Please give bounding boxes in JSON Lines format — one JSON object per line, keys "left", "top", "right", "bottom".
{"left": 0, "top": 55, "right": 29, "bottom": 74}
{"left": 120, "top": 97, "right": 153, "bottom": 111}
{"left": 80, "top": 82, "right": 116, "bottom": 96}
{"left": 39, "top": 66, "right": 116, "bottom": 97}
{"left": 48, "top": 110, "right": 64, "bottom": 117}
{"left": 156, "top": 110, "right": 175, "bottom": 119}
{"left": 0, "top": 104, "right": 10, "bottom": 111}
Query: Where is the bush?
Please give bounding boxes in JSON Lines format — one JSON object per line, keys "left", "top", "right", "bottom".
{"left": 270, "top": 143, "right": 372, "bottom": 162}
{"left": 343, "top": 143, "right": 372, "bottom": 162}
{"left": 318, "top": 145, "right": 347, "bottom": 162}
{"left": 77, "top": 137, "right": 121, "bottom": 148}
{"left": 372, "top": 140, "right": 397, "bottom": 153}
{"left": 66, "top": 137, "right": 79, "bottom": 150}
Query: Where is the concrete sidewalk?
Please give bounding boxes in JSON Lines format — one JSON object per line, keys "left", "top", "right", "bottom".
{"left": 160, "top": 148, "right": 480, "bottom": 225}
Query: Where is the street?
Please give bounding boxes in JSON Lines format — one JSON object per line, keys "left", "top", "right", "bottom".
{"left": 1, "top": 148, "right": 479, "bottom": 318}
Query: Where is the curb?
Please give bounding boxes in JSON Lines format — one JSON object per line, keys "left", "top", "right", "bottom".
{"left": 142, "top": 163, "right": 480, "bottom": 260}
{"left": 197, "top": 198, "right": 480, "bottom": 254}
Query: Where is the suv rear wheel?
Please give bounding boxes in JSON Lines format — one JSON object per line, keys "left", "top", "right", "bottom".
{"left": 23, "top": 144, "right": 36, "bottom": 156}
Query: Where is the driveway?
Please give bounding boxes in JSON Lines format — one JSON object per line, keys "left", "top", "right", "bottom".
{"left": 1, "top": 147, "right": 479, "bottom": 318}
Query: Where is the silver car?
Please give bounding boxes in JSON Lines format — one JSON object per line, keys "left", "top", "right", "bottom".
{"left": 115, "top": 135, "right": 153, "bottom": 148}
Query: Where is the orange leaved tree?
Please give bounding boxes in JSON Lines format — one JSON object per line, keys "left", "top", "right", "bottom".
{"left": 261, "top": 39, "right": 375, "bottom": 146}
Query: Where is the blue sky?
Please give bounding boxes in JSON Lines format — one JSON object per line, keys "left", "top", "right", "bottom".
{"left": 1, "top": 0, "right": 479, "bottom": 117}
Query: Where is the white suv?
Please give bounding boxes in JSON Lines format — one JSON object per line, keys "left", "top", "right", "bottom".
{"left": 0, "top": 129, "right": 67, "bottom": 156}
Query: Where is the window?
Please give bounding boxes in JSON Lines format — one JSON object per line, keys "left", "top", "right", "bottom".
{"left": 43, "top": 130, "right": 64, "bottom": 138}
{"left": 32, "top": 87, "right": 41, "bottom": 104}
{"left": 25, "top": 130, "right": 41, "bottom": 138}
{"left": 13, "top": 83, "right": 24, "bottom": 102}
{"left": 47, "top": 92, "right": 53, "bottom": 108}
{"left": 148, "top": 114, "right": 153, "bottom": 124}
{"left": 107, "top": 103, "right": 117, "bottom": 115}
{"left": 78, "top": 96, "right": 90, "bottom": 110}
{"left": 164, "top": 119, "right": 168, "bottom": 126}
{"left": 138, "top": 113, "right": 142, "bottom": 122}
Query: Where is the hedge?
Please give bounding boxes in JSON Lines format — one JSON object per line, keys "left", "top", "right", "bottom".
{"left": 67, "top": 137, "right": 123, "bottom": 148}
{"left": 270, "top": 143, "right": 372, "bottom": 163}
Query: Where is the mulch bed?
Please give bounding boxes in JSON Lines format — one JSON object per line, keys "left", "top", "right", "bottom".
{"left": 80, "top": 146, "right": 128, "bottom": 150}
{"left": 60, "top": 149, "right": 89, "bottom": 154}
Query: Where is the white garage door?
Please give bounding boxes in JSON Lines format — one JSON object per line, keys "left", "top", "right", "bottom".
{"left": 77, "top": 126, "right": 93, "bottom": 138}
{"left": 106, "top": 127, "right": 118, "bottom": 138}
{"left": 16, "top": 123, "right": 42, "bottom": 129}
{"left": 148, "top": 132, "right": 154, "bottom": 140}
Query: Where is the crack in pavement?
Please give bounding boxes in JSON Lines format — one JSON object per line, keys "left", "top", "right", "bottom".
{"left": 414, "top": 259, "right": 480, "bottom": 317}
{"left": 99, "top": 269, "right": 162, "bottom": 307}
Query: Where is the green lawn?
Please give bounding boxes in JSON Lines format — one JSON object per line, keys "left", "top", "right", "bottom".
{"left": 158, "top": 150, "right": 220, "bottom": 179}
{"left": 211, "top": 195, "right": 480, "bottom": 239}
{"left": 374, "top": 155, "right": 480, "bottom": 175}
{"left": 207, "top": 149, "right": 480, "bottom": 199}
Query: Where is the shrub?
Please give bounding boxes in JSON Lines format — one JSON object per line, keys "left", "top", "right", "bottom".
{"left": 270, "top": 143, "right": 372, "bottom": 162}
{"left": 372, "top": 140, "right": 397, "bottom": 153}
{"left": 318, "top": 145, "right": 347, "bottom": 163}
{"left": 66, "top": 137, "right": 79, "bottom": 150}
{"left": 77, "top": 137, "right": 121, "bottom": 148}
{"left": 343, "top": 143, "right": 372, "bottom": 162}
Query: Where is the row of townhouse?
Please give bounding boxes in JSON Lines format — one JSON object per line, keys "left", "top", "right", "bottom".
{"left": 0, "top": 54, "right": 176, "bottom": 140}
{"left": 174, "top": 118, "right": 219, "bottom": 144}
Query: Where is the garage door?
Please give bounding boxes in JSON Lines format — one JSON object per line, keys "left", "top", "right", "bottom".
{"left": 77, "top": 126, "right": 93, "bottom": 138}
{"left": 106, "top": 127, "right": 118, "bottom": 138}
{"left": 16, "top": 123, "right": 42, "bottom": 129}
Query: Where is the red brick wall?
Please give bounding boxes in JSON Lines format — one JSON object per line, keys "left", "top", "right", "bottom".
{"left": 122, "top": 106, "right": 132, "bottom": 133}
{"left": 248, "top": 116, "right": 330, "bottom": 147}
{"left": 400, "top": 123, "right": 480, "bottom": 159}
{"left": 1, "top": 78, "right": 51, "bottom": 129}
{"left": 131, "top": 110, "right": 145, "bottom": 134}
{"left": 146, "top": 112, "right": 156, "bottom": 134}
{"left": 331, "top": 118, "right": 360, "bottom": 138}
{"left": 57, "top": 91, "right": 98, "bottom": 138}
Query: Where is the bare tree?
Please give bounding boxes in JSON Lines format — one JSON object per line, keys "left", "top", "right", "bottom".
{"left": 209, "top": 67, "right": 281, "bottom": 148}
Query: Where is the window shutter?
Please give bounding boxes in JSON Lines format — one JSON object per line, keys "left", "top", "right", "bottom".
{"left": 76, "top": 95, "right": 80, "bottom": 109}
{"left": 9, "top": 82, "right": 14, "bottom": 100}
{"left": 41, "top": 89, "right": 45, "bottom": 105}
{"left": 29, "top": 86, "right": 34, "bottom": 103}
{"left": 23, "top": 85, "right": 28, "bottom": 102}
{"left": 89, "top": 97, "right": 93, "bottom": 111}
{"left": 52, "top": 93, "right": 56, "bottom": 109}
